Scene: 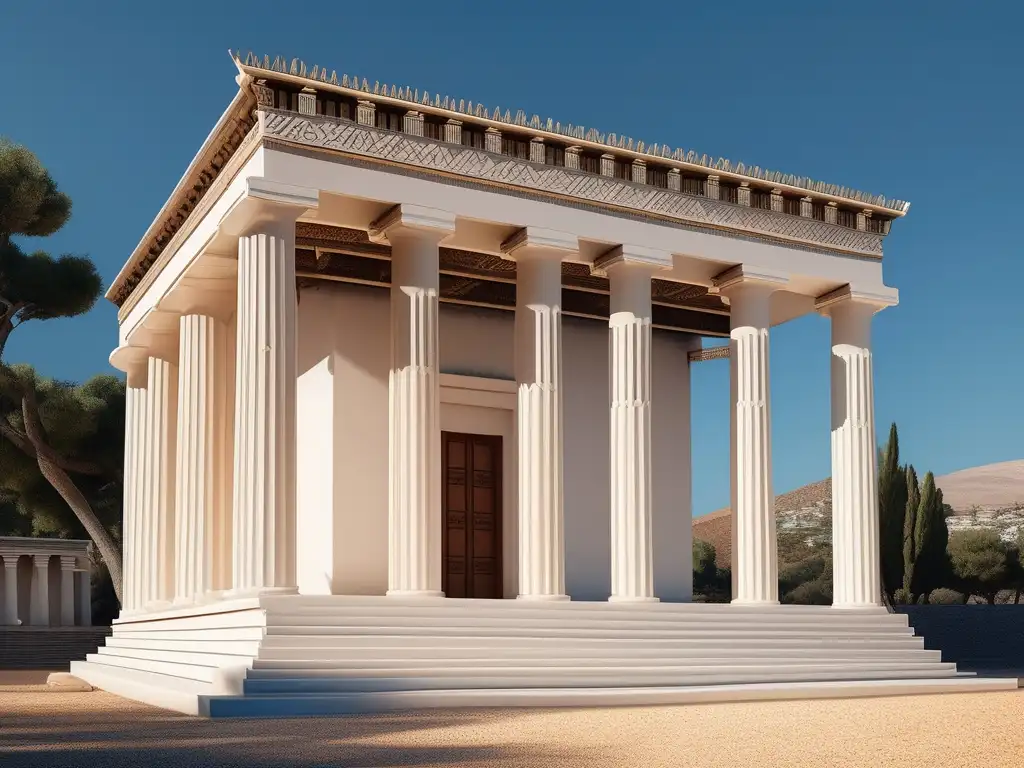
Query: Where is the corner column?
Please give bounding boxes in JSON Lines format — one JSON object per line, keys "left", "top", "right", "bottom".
{"left": 30, "top": 555, "right": 50, "bottom": 626}
{"left": 114, "top": 350, "right": 149, "bottom": 615}
{"left": 817, "top": 286, "right": 897, "bottom": 608}
{"left": 371, "top": 206, "right": 456, "bottom": 597}
{"left": 501, "top": 228, "right": 578, "bottom": 601}
{"left": 232, "top": 223, "right": 299, "bottom": 595}
{"left": 2, "top": 556, "right": 19, "bottom": 625}
{"left": 599, "top": 246, "right": 672, "bottom": 602}
{"left": 715, "top": 266, "right": 788, "bottom": 604}
{"left": 59, "top": 556, "right": 76, "bottom": 625}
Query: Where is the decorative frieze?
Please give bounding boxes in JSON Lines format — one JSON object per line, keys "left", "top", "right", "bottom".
{"left": 857, "top": 209, "right": 871, "bottom": 231}
{"left": 234, "top": 51, "right": 910, "bottom": 213}
{"left": 356, "top": 99, "right": 375, "bottom": 126}
{"left": 297, "top": 88, "right": 316, "bottom": 116}
{"left": 667, "top": 168, "right": 681, "bottom": 192}
{"left": 484, "top": 127, "right": 502, "bottom": 154}
{"left": 800, "top": 197, "right": 813, "bottom": 218}
{"left": 260, "top": 111, "right": 888, "bottom": 258}
{"left": 565, "top": 146, "right": 581, "bottom": 170}
{"left": 705, "top": 175, "right": 721, "bottom": 201}
{"left": 631, "top": 159, "right": 647, "bottom": 185}
{"left": 403, "top": 111, "right": 424, "bottom": 136}
{"left": 688, "top": 346, "right": 731, "bottom": 362}
{"left": 825, "top": 202, "right": 838, "bottom": 224}
{"left": 443, "top": 119, "right": 462, "bottom": 144}
{"left": 600, "top": 154, "right": 615, "bottom": 177}
{"left": 770, "top": 189, "right": 784, "bottom": 212}
{"left": 530, "top": 137, "right": 545, "bottom": 164}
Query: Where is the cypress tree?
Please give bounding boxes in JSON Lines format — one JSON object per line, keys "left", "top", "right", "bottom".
{"left": 902, "top": 465, "right": 920, "bottom": 595}
{"left": 878, "top": 424, "right": 908, "bottom": 599}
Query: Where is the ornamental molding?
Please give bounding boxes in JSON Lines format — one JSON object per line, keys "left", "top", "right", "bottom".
{"left": 260, "top": 109, "right": 886, "bottom": 259}
{"left": 688, "top": 346, "right": 731, "bottom": 362}
{"left": 233, "top": 51, "right": 909, "bottom": 214}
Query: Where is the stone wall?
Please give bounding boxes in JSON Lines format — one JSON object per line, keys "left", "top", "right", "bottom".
{"left": 898, "top": 605, "right": 1024, "bottom": 669}
{"left": 0, "top": 627, "right": 111, "bottom": 669}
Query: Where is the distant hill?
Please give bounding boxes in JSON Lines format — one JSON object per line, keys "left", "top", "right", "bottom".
{"left": 692, "top": 461, "right": 1024, "bottom": 569}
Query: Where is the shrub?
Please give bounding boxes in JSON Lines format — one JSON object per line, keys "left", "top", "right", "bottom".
{"left": 928, "top": 588, "right": 964, "bottom": 605}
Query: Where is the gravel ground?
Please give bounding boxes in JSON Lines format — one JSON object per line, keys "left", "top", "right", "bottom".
{"left": 2, "top": 686, "right": 1023, "bottom": 768}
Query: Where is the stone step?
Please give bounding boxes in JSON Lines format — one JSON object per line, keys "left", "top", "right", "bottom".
{"left": 83, "top": 650, "right": 219, "bottom": 683}
{"left": 262, "top": 631, "right": 925, "bottom": 649}
{"left": 240, "top": 663, "right": 959, "bottom": 694}
{"left": 250, "top": 649, "right": 943, "bottom": 669}
{"left": 261, "top": 602, "right": 906, "bottom": 627}
{"left": 262, "top": 622, "right": 914, "bottom": 640}
{"left": 248, "top": 658, "right": 948, "bottom": 677}
{"left": 201, "top": 676, "right": 1017, "bottom": 718}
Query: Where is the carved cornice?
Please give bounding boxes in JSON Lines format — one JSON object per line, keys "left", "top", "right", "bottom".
{"left": 109, "top": 93, "right": 258, "bottom": 309}
{"left": 261, "top": 110, "right": 886, "bottom": 259}
{"left": 234, "top": 51, "right": 909, "bottom": 214}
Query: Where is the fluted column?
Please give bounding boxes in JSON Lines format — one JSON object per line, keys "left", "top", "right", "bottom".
{"left": 232, "top": 223, "right": 299, "bottom": 595}
{"left": 502, "top": 228, "right": 577, "bottom": 601}
{"left": 174, "top": 311, "right": 232, "bottom": 604}
{"left": 142, "top": 354, "right": 178, "bottom": 609}
{"left": 121, "top": 361, "right": 147, "bottom": 614}
{"left": 371, "top": 206, "right": 455, "bottom": 597}
{"left": 2, "top": 556, "right": 19, "bottom": 625}
{"left": 818, "top": 286, "right": 897, "bottom": 608}
{"left": 30, "top": 555, "right": 50, "bottom": 626}
{"left": 716, "top": 266, "right": 787, "bottom": 604}
{"left": 59, "top": 556, "right": 76, "bottom": 625}
{"left": 604, "top": 253, "right": 665, "bottom": 602}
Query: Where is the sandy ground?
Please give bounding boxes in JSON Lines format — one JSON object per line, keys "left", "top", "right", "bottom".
{"left": 2, "top": 682, "right": 1024, "bottom": 768}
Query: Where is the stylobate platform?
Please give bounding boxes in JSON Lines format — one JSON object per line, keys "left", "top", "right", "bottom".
{"left": 70, "top": 597, "right": 1018, "bottom": 718}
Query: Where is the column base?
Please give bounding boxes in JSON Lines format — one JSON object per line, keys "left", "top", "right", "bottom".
{"left": 832, "top": 602, "right": 883, "bottom": 610}
{"left": 730, "top": 598, "right": 780, "bottom": 606}
{"left": 143, "top": 600, "right": 173, "bottom": 612}
{"left": 517, "top": 594, "right": 570, "bottom": 602}
{"left": 608, "top": 595, "right": 661, "bottom": 604}
{"left": 386, "top": 590, "right": 445, "bottom": 599}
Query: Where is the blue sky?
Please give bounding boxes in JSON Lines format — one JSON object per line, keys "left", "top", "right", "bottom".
{"left": 3, "top": 2, "right": 1022, "bottom": 516}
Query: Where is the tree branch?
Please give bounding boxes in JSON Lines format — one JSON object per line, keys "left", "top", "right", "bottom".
{"left": 0, "top": 401, "right": 107, "bottom": 477}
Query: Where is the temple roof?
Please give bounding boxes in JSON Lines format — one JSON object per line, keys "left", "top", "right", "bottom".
{"left": 232, "top": 51, "right": 910, "bottom": 216}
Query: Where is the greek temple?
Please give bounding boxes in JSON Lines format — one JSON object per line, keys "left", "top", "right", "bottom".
{"left": 70, "top": 52, "right": 1017, "bottom": 715}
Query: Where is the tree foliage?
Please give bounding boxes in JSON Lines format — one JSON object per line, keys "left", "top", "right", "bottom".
{"left": 0, "top": 137, "right": 119, "bottom": 603}
{"left": 948, "top": 529, "right": 1007, "bottom": 605}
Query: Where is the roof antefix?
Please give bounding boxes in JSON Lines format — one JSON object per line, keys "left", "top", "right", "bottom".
{"left": 232, "top": 50, "right": 910, "bottom": 215}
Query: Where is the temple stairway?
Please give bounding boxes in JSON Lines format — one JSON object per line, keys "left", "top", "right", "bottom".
{"left": 70, "top": 596, "right": 1018, "bottom": 717}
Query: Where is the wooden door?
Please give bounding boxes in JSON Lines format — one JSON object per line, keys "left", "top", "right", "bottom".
{"left": 442, "top": 432, "right": 503, "bottom": 599}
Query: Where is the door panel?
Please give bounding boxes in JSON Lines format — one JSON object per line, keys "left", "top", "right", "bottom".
{"left": 442, "top": 432, "right": 502, "bottom": 599}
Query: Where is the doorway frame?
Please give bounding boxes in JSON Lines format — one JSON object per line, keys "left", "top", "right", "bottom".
{"left": 439, "top": 374, "right": 517, "bottom": 598}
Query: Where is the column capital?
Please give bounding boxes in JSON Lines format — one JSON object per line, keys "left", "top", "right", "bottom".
{"left": 815, "top": 284, "right": 899, "bottom": 315}
{"left": 1, "top": 554, "right": 19, "bottom": 568}
{"left": 60, "top": 555, "right": 78, "bottom": 570}
{"left": 32, "top": 554, "right": 50, "bottom": 568}
{"left": 109, "top": 345, "right": 150, "bottom": 387}
{"left": 160, "top": 278, "right": 235, "bottom": 321}
{"left": 500, "top": 227, "right": 577, "bottom": 262}
{"left": 713, "top": 264, "right": 789, "bottom": 294}
{"left": 592, "top": 244, "right": 671, "bottom": 277}
{"left": 219, "top": 177, "right": 319, "bottom": 237}
{"left": 369, "top": 204, "right": 456, "bottom": 245}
